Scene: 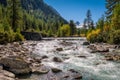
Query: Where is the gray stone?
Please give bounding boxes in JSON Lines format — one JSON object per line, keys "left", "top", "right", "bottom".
{"left": 83, "top": 41, "right": 90, "bottom": 45}
{"left": 0, "top": 70, "right": 15, "bottom": 78}
{"left": 53, "top": 57, "right": 63, "bottom": 62}
{"left": 56, "top": 48, "right": 63, "bottom": 51}
{"left": 51, "top": 68, "right": 62, "bottom": 73}
{"left": 0, "top": 56, "right": 32, "bottom": 75}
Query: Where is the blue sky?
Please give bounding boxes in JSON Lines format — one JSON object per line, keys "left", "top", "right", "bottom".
{"left": 44, "top": 0, "right": 106, "bottom": 24}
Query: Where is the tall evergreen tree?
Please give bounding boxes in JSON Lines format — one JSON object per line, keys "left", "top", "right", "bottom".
{"left": 96, "top": 15, "right": 105, "bottom": 30}
{"left": 111, "top": 4, "right": 120, "bottom": 30}
{"left": 7, "top": 0, "right": 22, "bottom": 32}
{"left": 83, "top": 18, "right": 87, "bottom": 29}
{"left": 69, "top": 20, "right": 76, "bottom": 36}
{"left": 84, "top": 10, "right": 94, "bottom": 29}
{"left": 105, "top": 0, "right": 120, "bottom": 22}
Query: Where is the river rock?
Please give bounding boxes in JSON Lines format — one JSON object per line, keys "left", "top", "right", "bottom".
{"left": 51, "top": 68, "right": 62, "bottom": 73}
{"left": 83, "top": 41, "right": 90, "bottom": 45}
{"left": 115, "top": 45, "right": 120, "bottom": 49}
{"left": 88, "top": 45, "right": 109, "bottom": 53}
{"left": 34, "top": 57, "right": 41, "bottom": 63}
{"left": 60, "top": 40, "right": 73, "bottom": 46}
{"left": 72, "top": 73, "right": 82, "bottom": 79}
{"left": 77, "top": 55, "right": 87, "bottom": 58}
{"left": 0, "top": 56, "right": 32, "bottom": 75}
{"left": 32, "top": 65, "right": 49, "bottom": 74}
{"left": 42, "top": 55, "right": 48, "bottom": 59}
{"left": 61, "top": 69, "right": 82, "bottom": 80}
{"left": 13, "top": 42, "right": 20, "bottom": 47}
{"left": 0, "top": 70, "right": 15, "bottom": 78}
{"left": 53, "top": 57, "right": 63, "bottom": 62}
{"left": 56, "top": 48, "right": 63, "bottom": 51}
{"left": 105, "top": 54, "right": 120, "bottom": 61}
{"left": 88, "top": 45, "right": 96, "bottom": 50}
{"left": 0, "top": 74, "right": 15, "bottom": 80}
{"left": 69, "top": 69, "right": 78, "bottom": 73}
{"left": 63, "top": 74, "right": 69, "bottom": 78}
{"left": 97, "top": 47, "right": 109, "bottom": 52}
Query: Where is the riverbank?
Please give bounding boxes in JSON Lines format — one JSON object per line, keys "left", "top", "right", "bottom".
{"left": 0, "top": 41, "right": 82, "bottom": 80}
{"left": 87, "top": 43, "right": 120, "bottom": 62}
{"left": 0, "top": 39, "right": 120, "bottom": 80}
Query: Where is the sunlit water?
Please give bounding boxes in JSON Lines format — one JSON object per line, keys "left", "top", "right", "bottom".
{"left": 24, "top": 38, "right": 120, "bottom": 80}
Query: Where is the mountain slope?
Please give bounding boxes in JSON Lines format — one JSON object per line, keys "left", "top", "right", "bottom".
{"left": 0, "top": 0, "right": 67, "bottom": 36}
{"left": 20, "top": 0, "right": 66, "bottom": 22}
{"left": 0, "top": 0, "right": 67, "bottom": 22}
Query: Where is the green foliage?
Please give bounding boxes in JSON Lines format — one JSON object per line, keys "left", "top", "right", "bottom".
{"left": 83, "top": 10, "right": 94, "bottom": 29}
{"left": 79, "top": 28, "right": 88, "bottom": 37}
{"left": 47, "top": 29, "right": 54, "bottom": 37}
{"left": 0, "top": 0, "right": 68, "bottom": 44}
{"left": 105, "top": 0, "right": 120, "bottom": 21}
{"left": 87, "top": 2, "right": 120, "bottom": 44}
{"left": 58, "top": 24, "right": 70, "bottom": 37}
{"left": 0, "top": 31, "right": 15, "bottom": 44}
{"left": 7, "top": 0, "right": 22, "bottom": 32}
{"left": 111, "top": 4, "right": 120, "bottom": 30}
{"left": 109, "top": 30, "right": 120, "bottom": 44}
{"left": 14, "top": 32, "right": 24, "bottom": 41}
{"left": 69, "top": 20, "right": 76, "bottom": 36}
{"left": 87, "top": 29, "right": 102, "bottom": 43}
{"left": 40, "top": 31, "right": 48, "bottom": 37}
{"left": 96, "top": 15, "right": 104, "bottom": 30}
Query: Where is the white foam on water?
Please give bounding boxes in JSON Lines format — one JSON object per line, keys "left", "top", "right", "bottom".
{"left": 29, "top": 39, "right": 120, "bottom": 80}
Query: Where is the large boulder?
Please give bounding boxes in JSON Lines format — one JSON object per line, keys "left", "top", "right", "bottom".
{"left": 0, "top": 56, "right": 32, "bottom": 75}
{"left": 21, "top": 31, "right": 42, "bottom": 40}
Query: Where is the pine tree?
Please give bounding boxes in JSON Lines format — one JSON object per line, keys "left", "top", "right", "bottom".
{"left": 83, "top": 18, "right": 87, "bottom": 29}
{"left": 105, "top": 0, "right": 120, "bottom": 22}
{"left": 7, "top": 0, "right": 22, "bottom": 32}
{"left": 111, "top": 4, "right": 120, "bottom": 30}
{"left": 84, "top": 10, "right": 94, "bottom": 29}
{"left": 69, "top": 20, "right": 76, "bottom": 36}
{"left": 96, "top": 15, "right": 105, "bottom": 30}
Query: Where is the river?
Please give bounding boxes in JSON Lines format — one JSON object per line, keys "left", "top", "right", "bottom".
{"left": 23, "top": 37, "right": 120, "bottom": 80}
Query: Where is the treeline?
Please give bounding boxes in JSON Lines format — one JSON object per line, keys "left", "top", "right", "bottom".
{"left": 87, "top": 0, "right": 120, "bottom": 44}
{"left": 0, "top": 0, "right": 24, "bottom": 44}
{"left": 0, "top": 0, "right": 77, "bottom": 44}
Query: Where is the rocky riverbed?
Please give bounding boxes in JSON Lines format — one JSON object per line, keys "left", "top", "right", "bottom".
{"left": 0, "top": 41, "right": 82, "bottom": 80}
{"left": 87, "top": 43, "right": 120, "bottom": 62}
{"left": 0, "top": 38, "right": 120, "bottom": 80}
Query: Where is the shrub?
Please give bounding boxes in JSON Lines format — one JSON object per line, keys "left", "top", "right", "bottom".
{"left": 0, "top": 31, "right": 15, "bottom": 44}
{"left": 110, "top": 30, "right": 120, "bottom": 44}
{"left": 41, "top": 31, "right": 48, "bottom": 37}
{"left": 14, "top": 32, "right": 24, "bottom": 41}
{"left": 58, "top": 24, "right": 70, "bottom": 37}
{"left": 87, "top": 29, "right": 101, "bottom": 43}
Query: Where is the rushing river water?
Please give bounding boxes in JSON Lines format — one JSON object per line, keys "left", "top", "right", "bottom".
{"left": 24, "top": 38, "right": 120, "bottom": 80}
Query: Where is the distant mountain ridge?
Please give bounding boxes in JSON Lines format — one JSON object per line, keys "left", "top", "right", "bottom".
{"left": 0, "top": 0, "right": 67, "bottom": 23}
{"left": 21, "top": 0, "right": 60, "bottom": 16}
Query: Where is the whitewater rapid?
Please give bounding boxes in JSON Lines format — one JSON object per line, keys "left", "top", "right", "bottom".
{"left": 25, "top": 38, "right": 120, "bottom": 80}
